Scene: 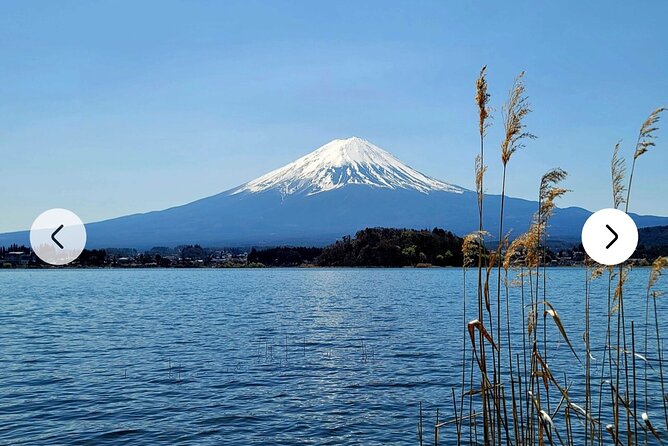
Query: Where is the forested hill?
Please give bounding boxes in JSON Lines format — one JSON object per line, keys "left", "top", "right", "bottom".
{"left": 317, "top": 227, "right": 464, "bottom": 267}
{"left": 639, "top": 226, "right": 668, "bottom": 246}
{"left": 636, "top": 226, "right": 668, "bottom": 260}
{"left": 247, "top": 247, "right": 322, "bottom": 267}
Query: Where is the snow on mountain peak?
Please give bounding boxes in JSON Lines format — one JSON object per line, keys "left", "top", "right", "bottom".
{"left": 231, "top": 137, "right": 463, "bottom": 197}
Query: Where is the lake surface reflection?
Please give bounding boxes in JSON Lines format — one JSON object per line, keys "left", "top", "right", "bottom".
{"left": 0, "top": 268, "right": 665, "bottom": 445}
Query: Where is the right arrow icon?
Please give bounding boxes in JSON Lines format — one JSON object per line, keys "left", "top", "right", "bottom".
{"left": 605, "top": 224, "right": 618, "bottom": 249}
{"left": 582, "top": 208, "right": 638, "bottom": 265}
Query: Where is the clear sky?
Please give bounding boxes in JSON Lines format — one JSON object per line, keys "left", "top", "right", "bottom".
{"left": 1, "top": 1, "right": 667, "bottom": 232}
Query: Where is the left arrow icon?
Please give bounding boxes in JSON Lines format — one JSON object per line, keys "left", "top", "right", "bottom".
{"left": 51, "top": 224, "right": 65, "bottom": 249}
{"left": 30, "top": 209, "right": 86, "bottom": 265}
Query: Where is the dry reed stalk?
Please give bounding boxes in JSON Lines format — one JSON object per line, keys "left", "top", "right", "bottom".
{"left": 418, "top": 401, "right": 423, "bottom": 446}
{"left": 605, "top": 140, "right": 627, "bottom": 443}
{"left": 447, "top": 70, "right": 666, "bottom": 446}
{"left": 584, "top": 265, "right": 592, "bottom": 444}
{"left": 517, "top": 352, "right": 526, "bottom": 445}
{"left": 435, "top": 407, "right": 439, "bottom": 446}
{"left": 542, "top": 300, "right": 580, "bottom": 363}
{"left": 475, "top": 65, "right": 493, "bottom": 445}
{"left": 586, "top": 263, "right": 604, "bottom": 446}
{"left": 539, "top": 169, "right": 569, "bottom": 421}
{"left": 613, "top": 107, "right": 666, "bottom": 443}
{"left": 521, "top": 169, "right": 568, "bottom": 445}
{"left": 641, "top": 412, "right": 661, "bottom": 442}
{"left": 648, "top": 257, "right": 668, "bottom": 428}
{"left": 468, "top": 319, "right": 498, "bottom": 352}
{"left": 606, "top": 423, "right": 623, "bottom": 446}
{"left": 463, "top": 231, "right": 484, "bottom": 442}
{"left": 501, "top": 237, "right": 521, "bottom": 445}
{"left": 493, "top": 70, "right": 536, "bottom": 445}
{"left": 608, "top": 381, "right": 647, "bottom": 432}
{"left": 458, "top": 259, "right": 467, "bottom": 446}
{"left": 451, "top": 386, "right": 461, "bottom": 444}
{"left": 631, "top": 321, "right": 638, "bottom": 446}
{"left": 468, "top": 316, "right": 514, "bottom": 443}
{"left": 564, "top": 406, "right": 573, "bottom": 445}
{"left": 591, "top": 267, "right": 608, "bottom": 444}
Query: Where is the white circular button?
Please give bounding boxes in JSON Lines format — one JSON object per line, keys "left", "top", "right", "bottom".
{"left": 581, "top": 208, "right": 638, "bottom": 266}
{"left": 30, "top": 208, "right": 87, "bottom": 266}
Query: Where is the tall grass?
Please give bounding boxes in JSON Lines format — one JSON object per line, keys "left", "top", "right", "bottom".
{"left": 428, "top": 70, "right": 666, "bottom": 445}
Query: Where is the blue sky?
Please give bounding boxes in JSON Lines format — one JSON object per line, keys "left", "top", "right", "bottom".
{"left": 1, "top": 1, "right": 667, "bottom": 232}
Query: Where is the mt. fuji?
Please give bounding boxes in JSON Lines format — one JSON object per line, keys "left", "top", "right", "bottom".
{"left": 232, "top": 137, "right": 462, "bottom": 196}
{"left": 2, "top": 137, "right": 667, "bottom": 248}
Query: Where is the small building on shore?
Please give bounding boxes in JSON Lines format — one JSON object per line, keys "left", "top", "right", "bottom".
{"left": 3, "top": 251, "right": 33, "bottom": 267}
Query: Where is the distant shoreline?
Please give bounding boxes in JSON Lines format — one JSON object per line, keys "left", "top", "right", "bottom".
{"left": 0, "top": 264, "right": 653, "bottom": 271}
{"left": 3, "top": 225, "right": 665, "bottom": 269}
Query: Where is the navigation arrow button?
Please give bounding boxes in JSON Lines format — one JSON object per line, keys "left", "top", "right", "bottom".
{"left": 51, "top": 224, "right": 65, "bottom": 249}
{"left": 30, "top": 209, "right": 87, "bottom": 265}
{"left": 605, "top": 224, "right": 618, "bottom": 249}
{"left": 582, "top": 208, "right": 638, "bottom": 266}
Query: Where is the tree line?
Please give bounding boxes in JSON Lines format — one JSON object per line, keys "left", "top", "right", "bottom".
{"left": 248, "top": 227, "right": 465, "bottom": 267}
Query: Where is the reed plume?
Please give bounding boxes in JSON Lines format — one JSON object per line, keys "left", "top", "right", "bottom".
{"left": 611, "top": 142, "right": 626, "bottom": 210}
{"left": 626, "top": 107, "right": 666, "bottom": 211}
{"left": 538, "top": 168, "right": 569, "bottom": 223}
{"left": 633, "top": 107, "right": 667, "bottom": 160}
{"left": 500, "top": 72, "right": 535, "bottom": 166}
{"left": 463, "top": 231, "right": 487, "bottom": 268}
{"left": 502, "top": 234, "right": 526, "bottom": 272}
{"left": 647, "top": 256, "right": 668, "bottom": 292}
{"left": 476, "top": 66, "right": 492, "bottom": 138}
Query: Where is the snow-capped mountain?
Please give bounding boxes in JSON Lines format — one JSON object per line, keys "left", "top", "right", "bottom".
{"left": 232, "top": 137, "right": 463, "bottom": 196}
{"left": 2, "top": 136, "right": 667, "bottom": 248}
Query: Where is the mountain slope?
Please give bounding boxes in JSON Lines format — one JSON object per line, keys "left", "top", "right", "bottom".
{"left": 1, "top": 137, "right": 667, "bottom": 248}
{"left": 231, "top": 137, "right": 462, "bottom": 196}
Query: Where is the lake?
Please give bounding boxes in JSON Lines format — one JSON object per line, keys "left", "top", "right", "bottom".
{"left": 0, "top": 268, "right": 666, "bottom": 445}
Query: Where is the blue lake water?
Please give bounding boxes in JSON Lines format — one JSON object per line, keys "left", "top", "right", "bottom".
{"left": 0, "top": 268, "right": 666, "bottom": 445}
